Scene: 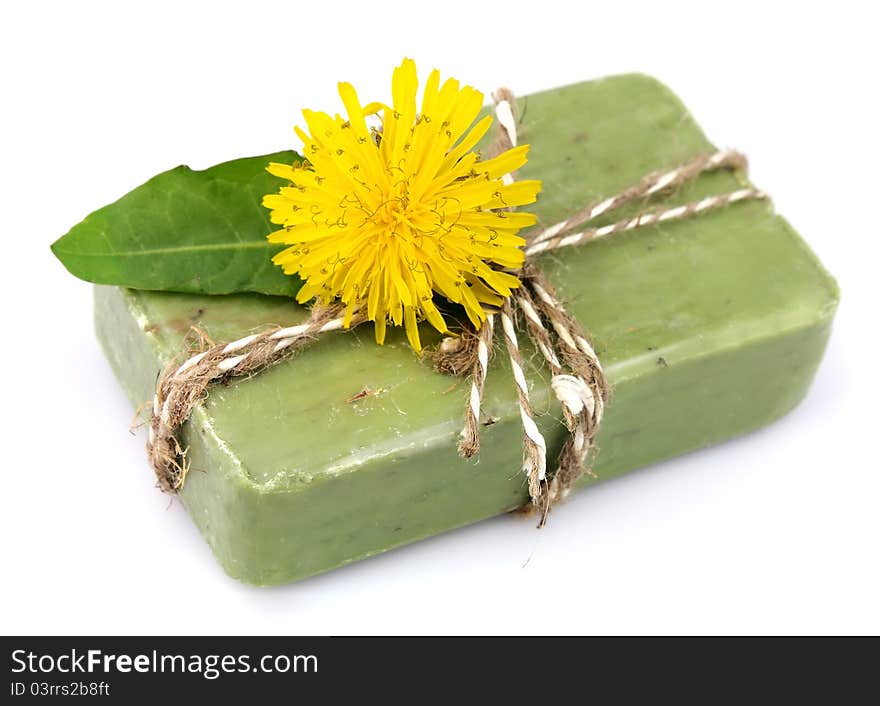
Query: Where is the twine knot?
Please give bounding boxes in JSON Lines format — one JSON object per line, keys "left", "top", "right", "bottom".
{"left": 551, "top": 375, "right": 594, "bottom": 418}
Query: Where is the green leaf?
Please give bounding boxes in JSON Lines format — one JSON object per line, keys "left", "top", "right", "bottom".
{"left": 51, "top": 151, "right": 303, "bottom": 297}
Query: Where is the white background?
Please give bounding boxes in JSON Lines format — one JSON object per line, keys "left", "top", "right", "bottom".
{"left": 2, "top": 0, "right": 877, "bottom": 636}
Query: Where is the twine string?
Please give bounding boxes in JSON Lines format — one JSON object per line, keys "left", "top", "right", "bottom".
{"left": 148, "top": 303, "right": 351, "bottom": 492}
{"left": 527, "top": 149, "right": 755, "bottom": 246}
{"left": 486, "top": 91, "right": 609, "bottom": 521}
{"left": 500, "top": 298, "right": 548, "bottom": 506}
{"left": 145, "top": 88, "right": 768, "bottom": 522}
{"left": 526, "top": 184, "right": 765, "bottom": 256}
{"left": 456, "top": 315, "right": 494, "bottom": 458}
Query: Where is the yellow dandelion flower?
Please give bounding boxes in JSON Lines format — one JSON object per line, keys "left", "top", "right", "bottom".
{"left": 262, "top": 58, "right": 541, "bottom": 352}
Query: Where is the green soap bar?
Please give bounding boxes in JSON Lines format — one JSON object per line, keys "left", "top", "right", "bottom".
{"left": 95, "top": 74, "right": 838, "bottom": 585}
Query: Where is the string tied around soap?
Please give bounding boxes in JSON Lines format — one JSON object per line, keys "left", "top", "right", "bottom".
{"left": 146, "top": 88, "right": 767, "bottom": 524}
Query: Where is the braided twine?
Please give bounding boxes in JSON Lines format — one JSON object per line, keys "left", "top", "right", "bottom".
{"left": 146, "top": 88, "right": 766, "bottom": 524}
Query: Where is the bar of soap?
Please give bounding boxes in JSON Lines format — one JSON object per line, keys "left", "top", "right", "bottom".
{"left": 95, "top": 74, "right": 838, "bottom": 585}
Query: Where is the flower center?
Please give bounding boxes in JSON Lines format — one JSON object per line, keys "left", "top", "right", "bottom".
{"left": 385, "top": 199, "right": 408, "bottom": 225}
{"left": 368, "top": 186, "right": 422, "bottom": 236}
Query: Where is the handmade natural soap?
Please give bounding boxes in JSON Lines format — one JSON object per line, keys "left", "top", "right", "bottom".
{"left": 95, "top": 74, "right": 838, "bottom": 585}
